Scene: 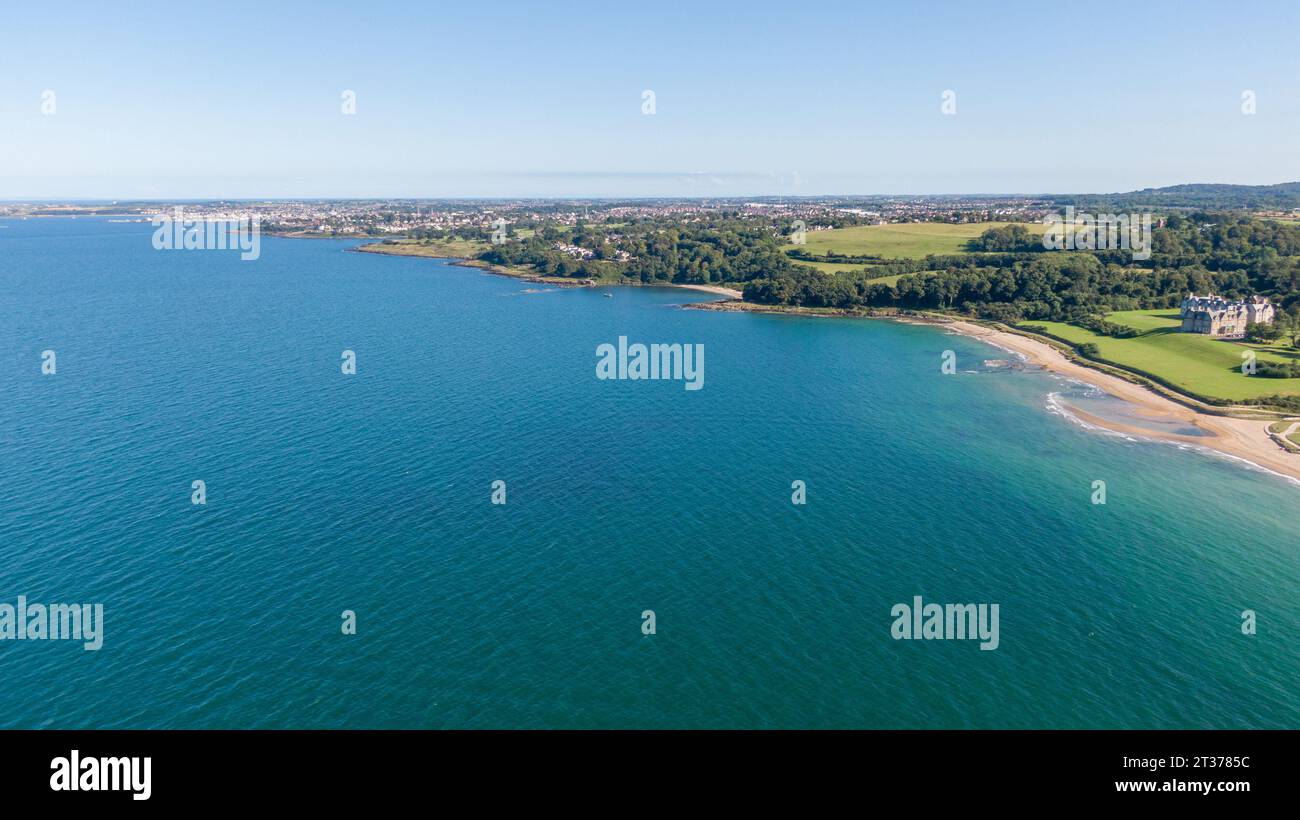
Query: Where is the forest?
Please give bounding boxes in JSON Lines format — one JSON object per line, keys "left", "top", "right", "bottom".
{"left": 745, "top": 214, "right": 1300, "bottom": 326}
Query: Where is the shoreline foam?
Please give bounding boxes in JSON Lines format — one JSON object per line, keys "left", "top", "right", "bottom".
{"left": 688, "top": 299, "right": 1300, "bottom": 485}
{"left": 941, "top": 319, "right": 1300, "bottom": 485}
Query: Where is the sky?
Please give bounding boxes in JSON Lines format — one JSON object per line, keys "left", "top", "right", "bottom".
{"left": 3, "top": 0, "right": 1300, "bottom": 199}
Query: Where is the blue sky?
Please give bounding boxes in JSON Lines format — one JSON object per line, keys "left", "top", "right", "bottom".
{"left": 3, "top": 0, "right": 1300, "bottom": 198}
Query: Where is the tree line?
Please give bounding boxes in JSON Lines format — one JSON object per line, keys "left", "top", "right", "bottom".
{"left": 744, "top": 214, "right": 1300, "bottom": 326}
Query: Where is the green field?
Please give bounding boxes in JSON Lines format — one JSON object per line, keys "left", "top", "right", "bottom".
{"left": 1269, "top": 420, "right": 1300, "bottom": 450}
{"left": 785, "top": 221, "right": 1045, "bottom": 260}
{"left": 858, "top": 273, "right": 909, "bottom": 286}
{"left": 785, "top": 258, "right": 908, "bottom": 287}
{"left": 1022, "top": 309, "right": 1300, "bottom": 402}
{"left": 792, "top": 259, "right": 875, "bottom": 274}
{"left": 356, "top": 237, "right": 489, "bottom": 258}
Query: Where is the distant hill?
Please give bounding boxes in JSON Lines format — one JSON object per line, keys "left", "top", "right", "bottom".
{"left": 1049, "top": 182, "right": 1300, "bottom": 211}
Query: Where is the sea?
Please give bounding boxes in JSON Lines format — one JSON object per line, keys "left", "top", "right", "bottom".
{"left": 1, "top": 216, "right": 1296, "bottom": 728}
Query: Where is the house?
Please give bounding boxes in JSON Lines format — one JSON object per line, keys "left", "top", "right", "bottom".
{"left": 1179, "top": 293, "right": 1275, "bottom": 338}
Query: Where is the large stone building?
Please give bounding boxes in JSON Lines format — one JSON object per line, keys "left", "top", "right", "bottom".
{"left": 1179, "top": 293, "right": 1275, "bottom": 338}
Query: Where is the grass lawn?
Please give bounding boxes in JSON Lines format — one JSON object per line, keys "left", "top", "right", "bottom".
{"left": 786, "top": 258, "right": 909, "bottom": 287}
{"left": 1271, "top": 421, "right": 1300, "bottom": 450}
{"left": 1021, "top": 309, "right": 1300, "bottom": 402}
{"left": 862, "top": 273, "right": 908, "bottom": 286}
{"left": 792, "top": 259, "right": 875, "bottom": 274}
{"left": 1102, "top": 309, "right": 1184, "bottom": 332}
{"left": 356, "top": 237, "right": 489, "bottom": 258}
{"left": 784, "top": 221, "right": 1047, "bottom": 260}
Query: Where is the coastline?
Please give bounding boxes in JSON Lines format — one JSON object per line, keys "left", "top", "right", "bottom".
{"left": 356, "top": 246, "right": 1299, "bottom": 484}
{"left": 452, "top": 256, "right": 744, "bottom": 298}
{"left": 941, "top": 319, "right": 1300, "bottom": 484}
{"left": 352, "top": 243, "right": 744, "bottom": 298}
{"left": 692, "top": 299, "right": 1300, "bottom": 485}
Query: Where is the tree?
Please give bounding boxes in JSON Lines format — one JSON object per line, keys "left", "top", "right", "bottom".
{"left": 1245, "top": 322, "right": 1283, "bottom": 343}
{"left": 1276, "top": 313, "right": 1300, "bottom": 348}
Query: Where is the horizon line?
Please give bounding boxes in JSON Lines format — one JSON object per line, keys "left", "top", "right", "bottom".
{"left": 5, "top": 187, "right": 1300, "bottom": 205}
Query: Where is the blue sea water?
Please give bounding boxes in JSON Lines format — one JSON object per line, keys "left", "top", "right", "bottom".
{"left": 1, "top": 217, "right": 1297, "bottom": 729}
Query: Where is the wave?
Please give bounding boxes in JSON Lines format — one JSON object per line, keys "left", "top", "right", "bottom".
{"left": 1045, "top": 392, "right": 1300, "bottom": 487}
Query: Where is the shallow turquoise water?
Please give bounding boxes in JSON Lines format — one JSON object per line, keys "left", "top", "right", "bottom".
{"left": 1, "top": 217, "right": 1297, "bottom": 728}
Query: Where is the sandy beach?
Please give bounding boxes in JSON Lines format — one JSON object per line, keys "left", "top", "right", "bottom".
{"left": 672, "top": 283, "right": 744, "bottom": 298}
{"left": 689, "top": 297, "right": 1300, "bottom": 484}
{"left": 941, "top": 320, "right": 1300, "bottom": 485}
